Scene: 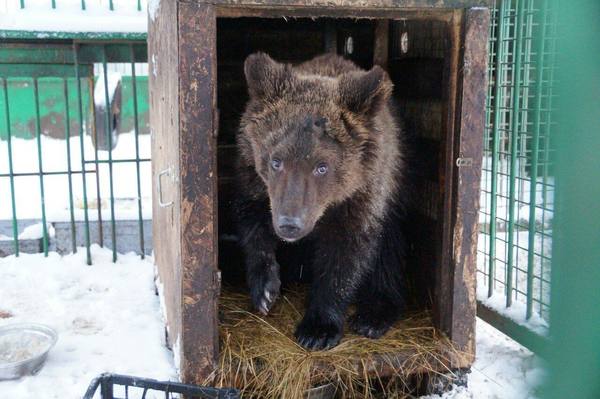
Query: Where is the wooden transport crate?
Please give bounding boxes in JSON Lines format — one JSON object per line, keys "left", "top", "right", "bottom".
{"left": 149, "top": 0, "right": 490, "bottom": 390}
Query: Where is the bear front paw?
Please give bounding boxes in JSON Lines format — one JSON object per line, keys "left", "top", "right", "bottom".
{"left": 295, "top": 315, "right": 343, "bottom": 350}
{"left": 248, "top": 262, "right": 281, "bottom": 315}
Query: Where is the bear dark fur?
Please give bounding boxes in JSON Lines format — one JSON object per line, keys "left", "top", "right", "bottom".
{"left": 235, "top": 52, "right": 408, "bottom": 350}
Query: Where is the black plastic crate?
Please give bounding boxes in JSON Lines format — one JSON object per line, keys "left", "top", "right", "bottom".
{"left": 83, "top": 373, "right": 240, "bottom": 399}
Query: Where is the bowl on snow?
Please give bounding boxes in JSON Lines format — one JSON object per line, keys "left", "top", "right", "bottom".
{"left": 0, "top": 323, "right": 58, "bottom": 380}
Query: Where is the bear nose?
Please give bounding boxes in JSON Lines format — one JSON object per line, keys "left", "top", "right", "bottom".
{"left": 277, "top": 215, "right": 304, "bottom": 236}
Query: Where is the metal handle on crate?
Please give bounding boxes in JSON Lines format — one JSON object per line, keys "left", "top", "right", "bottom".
{"left": 157, "top": 167, "right": 174, "bottom": 208}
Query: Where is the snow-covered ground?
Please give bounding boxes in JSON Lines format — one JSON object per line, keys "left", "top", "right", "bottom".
{"left": 0, "top": 0, "right": 147, "bottom": 34}
{"left": 0, "top": 249, "right": 544, "bottom": 399}
{"left": 426, "top": 319, "right": 546, "bottom": 399}
{"left": 0, "top": 246, "right": 176, "bottom": 398}
{"left": 0, "top": 132, "right": 152, "bottom": 225}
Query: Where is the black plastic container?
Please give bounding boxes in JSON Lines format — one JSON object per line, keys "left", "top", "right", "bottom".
{"left": 83, "top": 373, "right": 240, "bottom": 399}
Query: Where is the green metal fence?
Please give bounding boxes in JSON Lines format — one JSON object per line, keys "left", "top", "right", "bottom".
{"left": 0, "top": 41, "right": 150, "bottom": 265}
{"left": 477, "top": 0, "right": 556, "bottom": 352}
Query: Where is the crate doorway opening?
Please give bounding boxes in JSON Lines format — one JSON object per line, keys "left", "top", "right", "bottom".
{"left": 213, "top": 16, "right": 462, "bottom": 398}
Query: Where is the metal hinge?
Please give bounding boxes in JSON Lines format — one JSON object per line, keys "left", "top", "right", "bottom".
{"left": 456, "top": 157, "right": 473, "bottom": 168}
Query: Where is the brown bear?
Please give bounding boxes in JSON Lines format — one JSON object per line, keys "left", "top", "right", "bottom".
{"left": 235, "top": 52, "right": 408, "bottom": 350}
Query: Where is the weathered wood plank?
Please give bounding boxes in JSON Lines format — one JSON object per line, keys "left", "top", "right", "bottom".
{"left": 448, "top": 6, "right": 489, "bottom": 365}
{"left": 183, "top": 0, "right": 492, "bottom": 9}
{"left": 435, "top": 8, "right": 461, "bottom": 351}
{"left": 178, "top": 2, "right": 220, "bottom": 384}
{"left": 373, "top": 20, "right": 389, "bottom": 69}
{"left": 215, "top": 7, "right": 456, "bottom": 20}
{"left": 149, "top": 0, "right": 183, "bottom": 367}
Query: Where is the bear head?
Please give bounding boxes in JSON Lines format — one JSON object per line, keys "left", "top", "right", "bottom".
{"left": 239, "top": 52, "right": 394, "bottom": 242}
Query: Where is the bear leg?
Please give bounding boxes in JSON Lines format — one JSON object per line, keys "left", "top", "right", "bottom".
{"left": 295, "top": 309, "right": 344, "bottom": 350}
{"left": 349, "top": 297, "right": 401, "bottom": 339}
{"left": 349, "top": 265, "right": 405, "bottom": 339}
{"left": 237, "top": 194, "right": 281, "bottom": 315}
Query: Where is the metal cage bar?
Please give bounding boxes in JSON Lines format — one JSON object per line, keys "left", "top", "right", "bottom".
{"left": 73, "top": 43, "right": 92, "bottom": 265}
{"left": 1, "top": 78, "right": 20, "bottom": 256}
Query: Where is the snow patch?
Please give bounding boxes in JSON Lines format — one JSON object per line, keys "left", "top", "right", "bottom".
{"left": 94, "top": 72, "right": 122, "bottom": 108}
{"left": 18, "top": 223, "right": 55, "bottom": 240}
{"left": 0, "top": 132, "right": 152, "bottom": 222}
{"left": 0, "top": 246, "right": 176, "bottom": 398}
{"left": 422, "top": 319, "right": 546, "bottom": 399}
{"left": 148, "top": 0, "right": 160, "bottom": 21}
{"left": 0, "top": 0, "right": 147, "bottom": 33}
{"left": 477, "top": 289, "right": 549, "bottom": 336}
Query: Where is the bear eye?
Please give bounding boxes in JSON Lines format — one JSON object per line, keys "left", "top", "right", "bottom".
{"left": 314, "top": 163, "right": 328, "bottom": 176}
{"left": 271, "top": 158, "right": 283, "bottom": 171}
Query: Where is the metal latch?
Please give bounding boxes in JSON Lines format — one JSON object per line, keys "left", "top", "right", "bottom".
{"left": 456, "top": 157, "right": 473, "bottom": 168}
{"left": 157, "top": 166, "right": 174, "bottom": 207}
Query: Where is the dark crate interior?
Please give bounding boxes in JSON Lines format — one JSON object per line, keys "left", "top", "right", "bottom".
{"left": 216, "top": 17, "right": 448, "bottom": 316}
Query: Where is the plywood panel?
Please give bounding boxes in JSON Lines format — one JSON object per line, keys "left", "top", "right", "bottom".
{"left": 449, "top": 6, "right": 489, "bottom": 365}
{"left": 149, "top": 0, "right": 182, "bottom": 366}
{"left": 178, "top": 2, "right": 220, "bottom": 384}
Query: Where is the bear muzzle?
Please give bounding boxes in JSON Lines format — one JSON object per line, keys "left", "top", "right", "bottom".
{"left": 275, "top": 214, "right": 310, "bottom": 242}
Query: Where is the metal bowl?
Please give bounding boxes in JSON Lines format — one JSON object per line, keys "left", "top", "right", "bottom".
{"left": 0, "top": 323, "right": 58, "bottom": 380}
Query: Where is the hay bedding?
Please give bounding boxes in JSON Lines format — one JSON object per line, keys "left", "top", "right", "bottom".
{"left": 207, "top": 287, "right": 462, "bottom": 398}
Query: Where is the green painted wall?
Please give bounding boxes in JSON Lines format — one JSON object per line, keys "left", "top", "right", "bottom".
{"left": 0, "top": 75, "right": 149, "bottom": 140}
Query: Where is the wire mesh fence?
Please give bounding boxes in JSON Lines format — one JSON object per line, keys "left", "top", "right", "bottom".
{"left": 477, "top": 0, "right": 557, "bottom": 347}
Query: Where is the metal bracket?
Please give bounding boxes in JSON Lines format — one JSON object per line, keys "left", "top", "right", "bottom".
{"left": 157, "top": 166, "right": 174, "bottom": 208}
{"left": 456, "top": 157, "right": 473, "bottom": 168}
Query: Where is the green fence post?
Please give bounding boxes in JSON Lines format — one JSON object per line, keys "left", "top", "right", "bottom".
{"left": 62, "top": 78, "right": 78, "bottom": 254}
{"left": 525, "top": 0, "right": 548, "bottom": 320}
{"left": 33, "top": 78, "right": 49, "bottom": 256}
{"left": 487, "top": 0, "right": 510, "bottom": 297}
{"left": 543, "top": 0, "right": 600, "bottom": 396}
{"left": 130, "top": 45, "right": 145, "bottom": 258}
{"left": 73, "top": 44, "right": 92, "bottom": 265}
{"left": 2, "top": 78, "right": 20, "bottom": 256}
{"left": 505, "top": 0, "right": 527, "bottom": 308}
{"left": 101, "top": 46, "right": 117, "bottom": 262}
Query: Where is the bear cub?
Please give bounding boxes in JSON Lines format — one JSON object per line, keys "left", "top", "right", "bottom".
{"left": 235, "top": 52, "right": 408, "bottom": 350}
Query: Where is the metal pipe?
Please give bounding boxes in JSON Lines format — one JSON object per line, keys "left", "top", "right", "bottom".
{"left": 73, "top": 44, "right": 92, "bottom": 265}
{"left": 2, "top": 78, "right": 20, "bottom": 256}
{"left": 101, "top": 46, "right": 117, "bottom": 262}
{"left": 33, "top": 78, "right": 49, "bottom": 256}
{"left": 130, "top": 45, "right": 145, "bottom": 258}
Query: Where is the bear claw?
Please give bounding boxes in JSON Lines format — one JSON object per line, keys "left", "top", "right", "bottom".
{"left": 295, "top": 317, "right": 343, "bottom": 350}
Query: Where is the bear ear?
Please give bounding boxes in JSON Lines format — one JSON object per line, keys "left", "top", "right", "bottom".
{"left": 244, "top": 52, "right": 294, "bottom": 100}
{"left": 337, "top": 66, "right": 393, "bottom": 116}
